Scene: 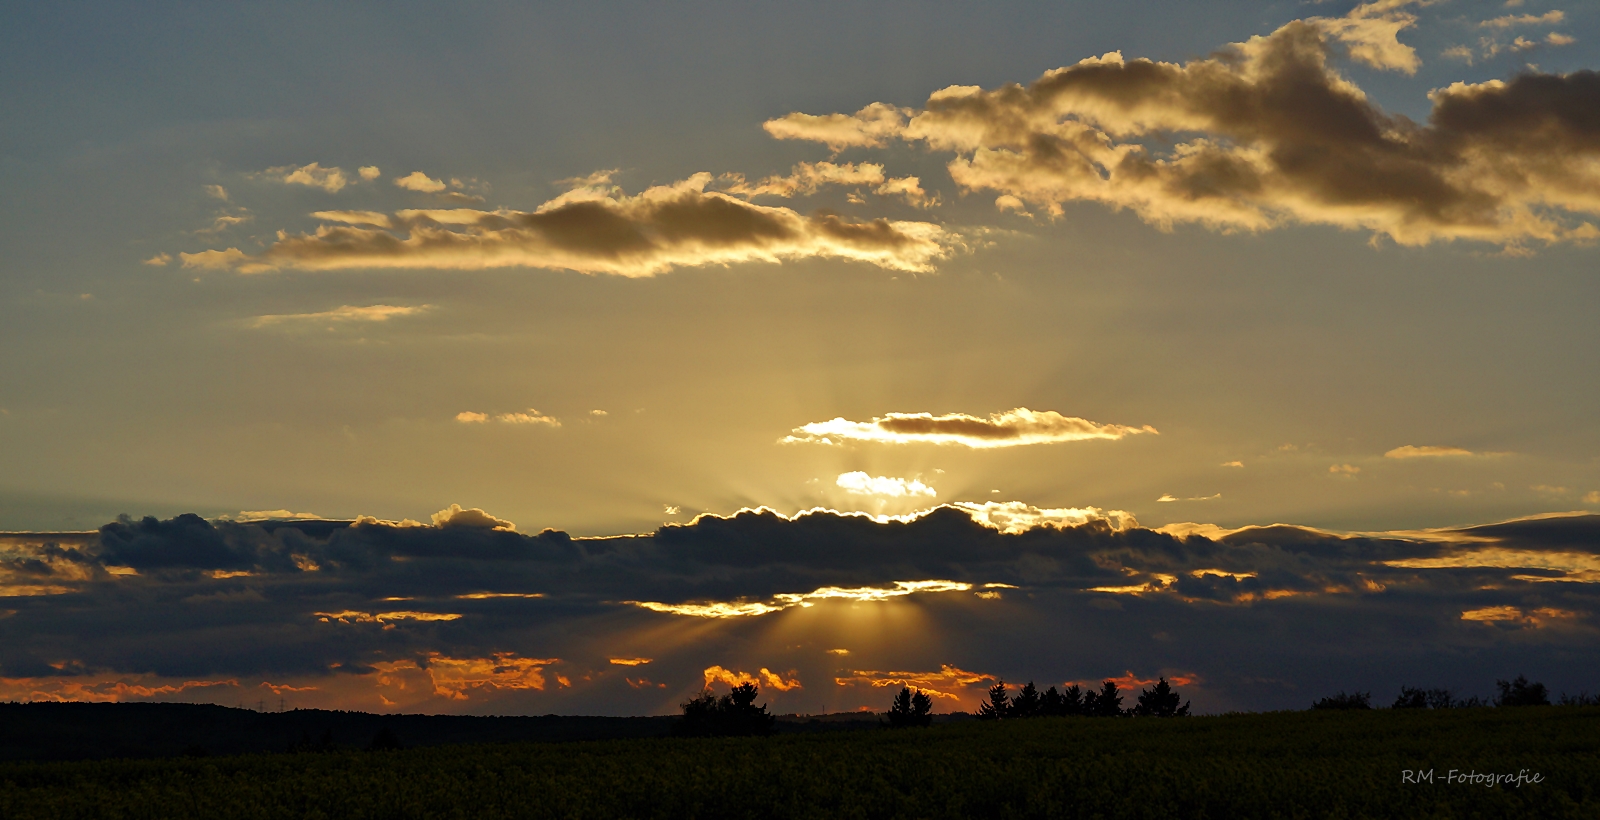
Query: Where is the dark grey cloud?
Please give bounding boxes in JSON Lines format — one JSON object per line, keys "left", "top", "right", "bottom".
{"left": 1, "top": 508, "right": 1596, "bottom": 714}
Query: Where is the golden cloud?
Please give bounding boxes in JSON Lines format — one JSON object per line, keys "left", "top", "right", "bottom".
{"left": 259, "top": 162, "right": 348, "bottom": 193}
{"left": 835, "top": 472, "right": 936, "bottom": 498}
{"left": 722, "top": 161, "right": 885, "bottom": 198}
{"left": 313, "top": 610, "right": 464, "bottom": 625}
{"left": 1461, "top": 605, "right": 1578, "bottom": 628}
{"left": 1385, "top": 445, "right": 1474, "bottom": 459}
{"left": 703, "top": 665, "right": 802, "bottom": 692}
{"left": 376, "top": 652, "right": 561, "bottom": 700}
{"left": 784, "top": 407, "right": 1156, "bottom": 448}
{"left": 1385, "top": 548, "right": 1600, "bottom": 583}
{"left": 625, "top": 579, "right": 976, "bottom": 619}
{"left": 180, "top": 173, "right": 953, "bottom": 276}
{"left": 958, "top": 501, "right": 1138, "bottom": 533}
{"left": 394, "top": 171, "right": 447, "bottom": 193}
{"left": 430, "top": 503, "right": 516, "bottom": 530}
{"left": 763, "top": 102, "right": 910, "bottom": 151}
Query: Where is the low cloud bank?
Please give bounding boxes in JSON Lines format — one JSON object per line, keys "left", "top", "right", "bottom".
{"left": 1, "top": 506, "right": 1596, "bottom": 714}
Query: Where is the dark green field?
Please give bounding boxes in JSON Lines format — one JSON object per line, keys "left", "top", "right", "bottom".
{"left": 2, "top": 707, "right": 1596, "bottom": 819}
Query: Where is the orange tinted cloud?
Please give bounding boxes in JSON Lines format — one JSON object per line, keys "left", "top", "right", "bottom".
{"left": 313, "top": 610, "right": 463, "bottom": 625}
{"left": 377, "top": 652, "right": 561, "bottom": 700}
{"left": 833, "top": 664, "right": 995, "bottom": 703}
{"left": 703, "top": 665, "right": 802, "bottom": 692}
{"left": 1103, "top": 670, "right": 1200, "bottom": 689}
{"left": 0, "top": 675, "right": 239, "bottom": 703}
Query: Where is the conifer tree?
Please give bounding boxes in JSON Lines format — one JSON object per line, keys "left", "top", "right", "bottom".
{"left": 1132, "top": 677, "right": 1190, "bottom": 717}
{"left": 1040, "top": 686, "right": 1065, "bottom": 717}
{"left": 977, "top": 681, "right": 1010, "bottom": 720}
{"left": 1089, "top": 680, "right": 1125, "bottom": 717}
{"left": 885, "top": 686, "right": 934, "bottom": 728}
{"left": 1061, "top": 684, "right": 1085, "bottom": 716}
{"left": 1011, "top": 681, "right": 1042, "bottom": 718}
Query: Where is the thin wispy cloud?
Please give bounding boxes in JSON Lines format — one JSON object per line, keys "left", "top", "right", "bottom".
{"left": 455, "top": 409, "right": 561, "bottom": 427}
{"left": 1479, "top": 10, "right": 1565, "bottom": 29}
{"left": 627, "top": 579, "right": 975, "bottom": 619}
{"left": 249, "top": 304, "right": 430, "bottom": 328}
{"left": 1385, "top": 445, "right": 1474, "bottom": 458}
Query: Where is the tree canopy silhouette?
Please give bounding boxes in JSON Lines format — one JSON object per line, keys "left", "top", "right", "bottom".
{"left": 1010, "top": 682, "right": 1042, "bottom": 719}
{"left": 1084, "top": 681, "right": 1126, "bottom": 717}
{"left": 676, "top": 682, "right": 777, "bottom": 737}
{"left": 1311, "top": 691, "right": 1371, "bottom": 710}
{"left": 884, "top": 687, "right": 933, "bottom": 728}
{"left": 976, "top": 681, "right": 1010, "bottom": 720}
{"left": 1392, "top": 687, "right": 1462, "bottom": 709}
{"left": 979, "top": 680, "right": 1142, "bottom": 719}
{"left": 1132, "top": 678, "right": 1191, "bottom": 717}
{"left": 1495, "top": 675, "right": 1550, "bottom": 707}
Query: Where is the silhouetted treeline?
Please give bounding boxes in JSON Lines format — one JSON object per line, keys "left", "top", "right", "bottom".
{"left": 1313, "top": 674, "right": 1600, "bottom": 710}
{"left": 973, "top": 678, "right": 1189, "bottom": 719}
{"left": 0, "top": 702, "right": 680, "bottom": 761}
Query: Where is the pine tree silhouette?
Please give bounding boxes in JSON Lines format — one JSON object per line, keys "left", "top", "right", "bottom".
{"left": 1132, "top": 677, "right": 1190, "bottom": 717}
{"left": 1011, "top": 681, "right": 1042, "bottom": 718}
{"left": 1040, "top": 686, "right": 1065, "bottom": 717}
{"left": 976, "top": 681, "right": 1010, "bottom": 720}
{"left": 885, "top": 686, "right": 933, "bottom": 727}
{"left": 1061, "top": 684, "right": 1085, "bottom": 716}
{"left": 1087, "top": 680, "right": 1124, "bottom": 717}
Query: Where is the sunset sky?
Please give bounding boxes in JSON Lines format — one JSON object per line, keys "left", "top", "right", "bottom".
{"left": 2, "top": 0, "right": 1597, "bottom": 716}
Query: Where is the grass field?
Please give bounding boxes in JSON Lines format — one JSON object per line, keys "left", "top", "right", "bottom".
{"left": 2, "top": 706, "right": 1596, "bottom": 819}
